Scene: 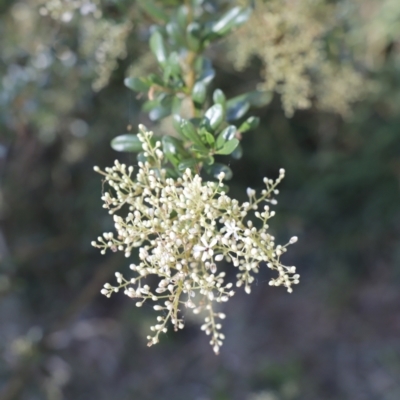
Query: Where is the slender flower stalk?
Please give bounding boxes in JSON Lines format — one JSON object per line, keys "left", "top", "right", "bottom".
{"left": 92, "top": 126, "right": 299, "bottom": 354}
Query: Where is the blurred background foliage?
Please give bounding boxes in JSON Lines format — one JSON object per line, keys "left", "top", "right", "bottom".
{"left": 1, "top": 0, "right": 400, "bottom": 399}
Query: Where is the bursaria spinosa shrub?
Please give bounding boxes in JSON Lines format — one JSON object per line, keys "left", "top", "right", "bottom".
{"left": 92, "top": 127, "right": 299, "bottom": 354}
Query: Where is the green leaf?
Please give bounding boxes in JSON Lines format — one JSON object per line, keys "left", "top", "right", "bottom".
{"left": 210, "top": 7, "right": 252, "bottom": 37}
{"left": 197, "top": 57, "right": 215, "bottom": 84}
{"left": 225, "top": 91, "right": 272, "bottom": 122}
{"left": 215, "top": 138, "right": 239, "bottom": 155}
{"left": 124, "top": 77, "right": 150, "bottom": 92}
{"left": 204, "top": 155, "right": 214, "bottom": 165}
{"left": 238, "top": 116, "right": 260, "bottom": 132}
{"left": 162, "top": 136, "right": 186, "bottom": 167}
{"left": 111, "top": 134, "right": 143, "bottom": 152}
{"left": 246, "top": 91, "right": 273, "bottom": 107}
{"left": 226, "top": 99, "right": 250, "bottom": 121}
{"left": 172, "top": 97, "right": 182, "bottom": 113}
{"left": 206, "top": 163, "right": 233, "bottom": 180}
{"left": 146, "top": 73, "right": 164, "bottom": 87}
{"left": 173, "top": 114, "right": 185, "bottom": 138}
{"left": 190, "top": 144, "right": 209, "bottom": 155}
{"left": 164, "top": 52, "right": 181, "bottom": 79}
{"left": 149, "top": 105, "right": 171, "bottom": 121}
{"left": 192, "top": 81, "right": 207, "bottom": 107}
{"left": 213, "top": 89, "right": 226, "bottom": 106}
{"left": 204, "top": 131, "right": 215, "bottom": 146}
{"left": 216, "top": 125, "right": 237, "bottom": 149}
{"left": 166, "top": 22, "right": 183, "bottom": 45}
{"left": 137, "top": 0, "right": 169, "bottom": 22}
{"left": 186, "top": 22, "right": 202, "bottom": 51}
{"left": 181, "top": 120, "right": 206, "bottom": 149}
{"left": 144, "top": 95, "right": 173, "bottom": 121}
{"left": 204, "top": 104, "right": 224, "bottom": 131}
{"left": 231, "top": 143, "right": 243, "bottom": 159}
{"left": 176, "top": 5, "right": 188, "bottom": 30}
{"left": 150, "top": 30, "right": 167, "bottom": 65}
{"left": 178, "top": 158, "right": 198, "bottom": 172}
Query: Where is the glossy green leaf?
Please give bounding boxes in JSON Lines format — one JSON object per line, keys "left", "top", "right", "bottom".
{"left": 172, "top": 115, "right": 186, "bottom": 138}
{"left": 181, "top": 120, "right": 206, "bottom": 149}
{"left": 164, "top": 52, "right": 181, "bottom": 79}
{"left": 204, "top": 104, "right": 224, "bottom": 130}
{"left": 215, "top": 138, "right": 239, "bottom": 155}
{"left": 210, "top": 7, "right": 252, "bottom": 37}
{"left": 246, "top": 91, "right": 273, "bottom": 107}
{"left": 190, "top": 144, "right": 209, "bottom": 155}
{"left": 187, "top": 22, "right": 202, "bottom": 51}
{"left": 111, "top": 134, "right": 143, "bottom": 152}
{"left": 226, "top": 90, "right": 272, "bottom": 120}
{"left": 204, "top": 131, "right": 215, "bottom": 146}
{"left": 231, "top": 143, "right": 243, "bottom": 159}
{"left": 166, "top": 22, "right": 183, "bottom": 45}
{"left": 150, "top": 30, "right": 167, "bottom": 65}
{"left": 124, "top": 77, "right": 150, "bottom": 92}
{"left": 216, "top": 125, "right": 236, "bottom": 149}
{"left": 162, "top": 136, "right": 186, "bottom": 167}
{"left": 149, "top": 104, "right": 171, "bottom": 121}
{"left": 178, "top": 158, "right": 198, "bottom": 172}
{"left": 213, "top": 89, "right": 226, "bottom": 106}
{"left": 239, "top": 116, "right": 260, "bottom": 132}
{"left": 207, "top": 163, "right": 233, "bottom": 180}
{"left": 146, "top": 73, "right": 164, "bottom": 87}
{"left": 137, "top": 0, "right": 169, "bottom": 22}
{"left": 176, "top": 5, "right": 189, "bottom": 30}
{"left": 199, "top": 68, "right": 215, "bottom": 85}
{"left": 192, "top": 81, "right": 207, "bottom": 107}
{"left": 226, "top": 99, "right": 250, "bottom": 121}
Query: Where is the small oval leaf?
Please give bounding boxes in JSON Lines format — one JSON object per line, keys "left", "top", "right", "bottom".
{"left": 150, "top": 30, "right": 167, "bottom": 65}
{"left": 192, "top": 81, "right": 207, "bottom": 107}
{"left": 111, "top": 134, "right": 143, "bottom": 153}
{"left": 204, "top": 104, "right": 224, "bottom": 130}
{"left": 216, "top": 125, "right": 237, "bottom": 149}
{"left": 181, "top": 120, "right": 206, "bottom": 148}
{"left": 213, "top": 89, "right": 226, "bottom": 106}
{"left": 231, "top": 143, "right": 243, "bottom": 159}
{"left": 186, "top": 22, "right": 202, "bottom": 51}
{"left": 210, "top": 7, "right": 252, "bottom": 37}
{"left": 162, "top": 136, "right": 186, "bottom": 167}
{"left": 137, "top": 0, "right": 168, "bottom": 22}
{"left": 226, "top": 99, "right": 250, "bottom": 121}
{"left": 124, "top": 77, "right": 150, "bottom": 92}
{"left": 216, "top": 138, "right": 239, "bottom": 155}
{"left": 239, "top": 116, "right": 260, "bottom": 133}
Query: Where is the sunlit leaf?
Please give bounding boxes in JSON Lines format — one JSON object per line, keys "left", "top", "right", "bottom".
{"left": 215, "top": 138, "right": 239, "bottom": 155}
{"left": 137, "top": 0, "right": 169, "bottom": 22}
{"left": 204, "top": 104, "right": 224, "bottom": 130}
{"left": 150, "top": 30, "right": 167, "bottom": 65}
{"left": 111, "top": 134, "right": 143, "bottom": 152}
{"left": 124, "top": 77, "right": 150, "bottom": 92}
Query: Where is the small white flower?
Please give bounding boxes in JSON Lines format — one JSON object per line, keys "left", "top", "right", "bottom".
{"left": 223, "top": 220, "right": 241, "bottom": 240}
{"left": 193, "top": 236, "right": 217, "bottom": 261}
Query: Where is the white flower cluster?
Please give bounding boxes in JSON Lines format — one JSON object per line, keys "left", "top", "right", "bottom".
{"left": 39, "top": 0, "right": 101, "bottom": 22}
{"left": 92, "top": 125, "right": 299, "bottom": 353}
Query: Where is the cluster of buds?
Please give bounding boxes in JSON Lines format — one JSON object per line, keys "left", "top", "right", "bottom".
{"left": 92, "top": 126, "right": 299, "bottom": 353}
